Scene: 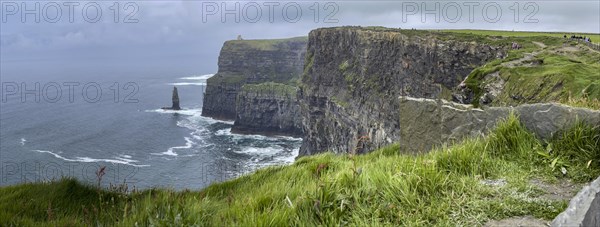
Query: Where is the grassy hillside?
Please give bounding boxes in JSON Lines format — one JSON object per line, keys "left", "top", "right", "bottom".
{"left": 241, "top": 82, "right": 298, "bottom": 97}
{"left": 442, "top": 30, "right": 600, "bottom": 109}
{"left": 2, "top": 115, "right": 599, "bottom": 226}
{"left": 444, "top": 29, "right": 600, "bottom": 44}
{"left": 224, "top": 36, "right": 308, "bottom": 51}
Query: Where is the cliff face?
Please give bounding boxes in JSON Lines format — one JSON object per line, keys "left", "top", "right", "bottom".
{"left": 299, "top": 27, "right": 506, "bottom": 156}
{"left": 202, "top": 37, "right": 307, "bottom": 120}
{"left": 232, "top": 83, "right": 302, "bottom": 137}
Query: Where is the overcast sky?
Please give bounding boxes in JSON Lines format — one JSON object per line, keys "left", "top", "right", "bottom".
{"left": 1, "top": 0, "right": 599, "bottom": 78}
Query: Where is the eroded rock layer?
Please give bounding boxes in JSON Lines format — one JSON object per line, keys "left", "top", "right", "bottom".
{"left": 232, "top": 83, "right": 303, "bottom": 137}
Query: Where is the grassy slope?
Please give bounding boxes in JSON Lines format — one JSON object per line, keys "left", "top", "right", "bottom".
{"left": 241, "top": 82, "right": 298, "bottom": 97}
{"left": 2, "top": 115, "right": 599, "bottom": 226}
{"left": 444, "top": 30, "right": 600, "bottom": 109}
{"left": 444, "top": 29, "right": 600, "bottom": 44}
{"left": 225, "top": 36, "right": 308, "bottom": 51}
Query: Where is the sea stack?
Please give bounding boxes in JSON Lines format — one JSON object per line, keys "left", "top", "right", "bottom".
{"left": 162, "top": 86, "right": 181, "bottom": 110}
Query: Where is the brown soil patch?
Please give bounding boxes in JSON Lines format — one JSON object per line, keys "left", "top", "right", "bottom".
{"left": 485, "top": 216, "right": 549, "bottom": 227}
{"left": 530, "top": 178, "right": 581, "bottom": 201}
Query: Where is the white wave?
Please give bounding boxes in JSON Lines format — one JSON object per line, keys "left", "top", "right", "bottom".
{"left": 180, "top": 74, "right": 215, "bottom": 80}
{"left": 188, "top": 114, "right": 234, "bottom": 125}
{"left": 234, "top": 147, "right": 281, "bottom": 156}
{"left": 146, "top": 108, "right": 234, "bottom": 125}
{"left": 145, "top": 108, "right": 202, "bottom": 116}
{"left": 277, "top": 148, "right": 300, "bottom": 163}
{"left": 276, "top": 136, "right": 303, "bottom": 141}
{"left": 115, "top": 154, "right": 135, "bottom": 162}
{"left": 232, "top": 146, "right": 299, "bottom": 176}
{"left": 119, "top": 154, "right": 132, "bottom": 159}
{"left": 20, "top": 138, "right": 26, "bottom": 146}
{"left": 33, "top": 150, "right": 150, "bottom": 167}
{"left": 215, "top": 128, "right": 302, "bottom": 142}
{"left": 152, "top": 137, "right": 195, "bottom": 156}
{"left": 168, "top": 82, "right": 207, "bottom": 86}
{"left": 215, "top": 129, "right": 230, "bottom": 136}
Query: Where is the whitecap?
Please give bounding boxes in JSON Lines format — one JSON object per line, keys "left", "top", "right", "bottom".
{"left": 276, "top": 148, "right": 300, "bottom": 164}
{"left": 119, "top": 154, "right": 132, "bottom": 159}
{"left": 152, "top": 137, "right": 195, "bottom": 157}
{"left": 167, "top": 82, "right": 207, "bottom": 86}
{"left": 145, "top": 108, "right": 202, "bottom": 116}
{"left": 145, "top": 108, "right": 234, "bottom": 125}
{"left": 234, "top": 147, "right": 281, "bottom": 156}
{"left": 189, "top": 115, "right": 234, "bottom": 125}
{"left": 215, "top": 128, "right": 230, "bottom": 136}
{"left": 20, "top": 138, "right": 26, "bottom": 146}
{"left": 179, "top": 74, "right": 215, "bottom": 80}
{"left": 216, "top": 128, "right": 302, "bottom": 142}
{"left": 33, "top": 150, "right": 150, "bottom": 167}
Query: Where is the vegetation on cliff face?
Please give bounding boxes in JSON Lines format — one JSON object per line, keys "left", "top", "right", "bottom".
{"left": 2, "top": 115, "right": 599, "bottom": 226}
{"left": 202, "top": 36, "right": 306, "bottom": 120}
{"left": 240, "top": 82, "right": 298, "bottom": 98}
{"left": 211, "top": 36, "right": 307, "bottom": 84}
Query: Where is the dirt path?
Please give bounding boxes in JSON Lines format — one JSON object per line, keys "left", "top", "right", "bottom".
{"left": 485, "top": 216, "right": 548, "bottom": 227}
{"left": 530, "top": 178, "right": 581, "bottom": 201}
{"left": 532, "top": 41, "right": 547, "bottom": 48}
{"left": 501, "top": 52, "right": 539, "bottom": 68}
{"left": 483, "top": 178, "right": 583, "bottom": 226}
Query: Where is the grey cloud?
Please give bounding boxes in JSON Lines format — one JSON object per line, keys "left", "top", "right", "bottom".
{"left": 0, "top": 0, "right": 598, "bottom": 79}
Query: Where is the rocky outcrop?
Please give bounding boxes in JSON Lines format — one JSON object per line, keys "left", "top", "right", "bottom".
{"left": 299, "top": 27, "right": 506, "bottom": 156}
{"left": 397, "top": 97, "right": 600, "bottom": 152}
{"left": 202, "top": 37, "right": 307, "bottom": 120}
{"left": 162, "top": 87, "right": 181, "bottom": 110}
{"left": 552, "top": 176, "right": 600, "bottom": 227}
{"left": 232, "top": 83, "right": 302, "bottom": 137}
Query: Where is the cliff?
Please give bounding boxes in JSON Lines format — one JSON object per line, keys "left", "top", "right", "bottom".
{"left": 202, "top": 37, "right": 307, "bottom": 120}
{"left": 231, "top": 82, "right": 302, "bottom": 137}
{"left": 299, "top": 27, "right": 506, "bottom": 156}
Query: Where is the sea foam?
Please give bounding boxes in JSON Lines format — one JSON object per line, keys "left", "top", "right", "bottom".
{"left": 33, "top": 150, "right": 150, "bottom": 167}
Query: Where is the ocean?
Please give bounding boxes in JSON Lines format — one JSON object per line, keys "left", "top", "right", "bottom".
{"left": 0, "top": 72, "right": 302, "bottom": 190}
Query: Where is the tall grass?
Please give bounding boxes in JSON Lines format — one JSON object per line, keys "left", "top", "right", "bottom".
{"left": 1, "top": 115, "right": 599, "bottom": 226}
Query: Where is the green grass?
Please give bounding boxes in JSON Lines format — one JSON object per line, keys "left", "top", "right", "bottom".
{"left": 2, "top": 115, "right": 599, "bottom": 226}
{"left": 455, "top": 30, "right": 600, "bottom": 108}
{"left": 444, "top": 29, "right": 600, "bottom": 44}
{"left": 241, "top": 82, "right": 298, "bottom": 97}
{"left": 224, "top": 36, "right": 308, "bottom": 51}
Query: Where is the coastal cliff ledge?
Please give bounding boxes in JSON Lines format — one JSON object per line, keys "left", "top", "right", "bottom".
{"left": 202, "top": 37, "right": 307, "bottom": 121}
{"left": 231, "top": 82, "right": 303, "bottom": 137}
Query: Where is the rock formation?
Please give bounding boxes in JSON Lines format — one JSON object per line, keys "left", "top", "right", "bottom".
{"left": 202, "top": 37, "right": 307, "bottom": 121}
{"left": 397, "top": 97, "right": 599, "bottom": 153}
{"left": 232, "top": 82, "right": 302, "bottom": 137}
{"left": 299, "top": 27, "right": 506, "bottom": 156}
{"left": 162, "top": 87, "right": 181, "bottom": 110}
